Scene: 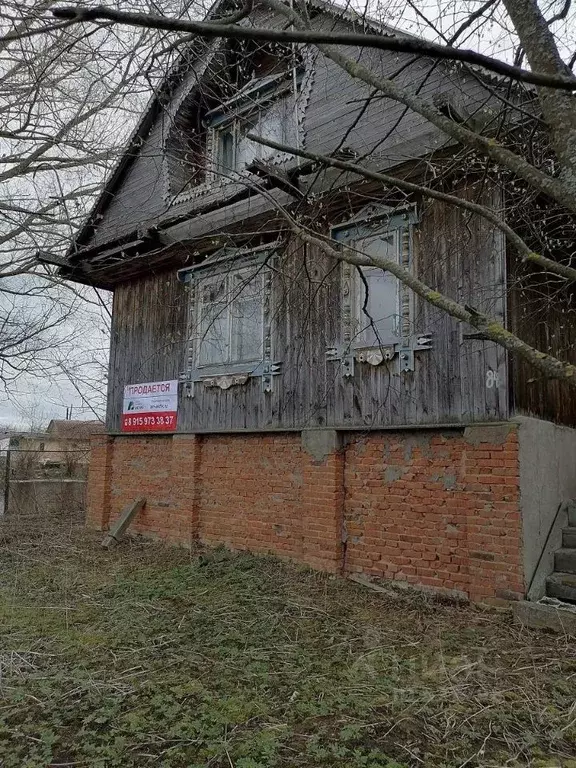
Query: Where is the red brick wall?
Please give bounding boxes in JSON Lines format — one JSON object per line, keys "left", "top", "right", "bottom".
{"left": 199, "top": 434, "right": 305, "bottom": 559}
{"left": 344, "top": 428, "right": 523, "bottom": 603}
{"left": 87, "top": 425, "right": 524, "bottom": 602}
{"left": 109, "top": 435, "right": 179, "bottom": 540}
{"left": 86, "top": 435, "right": 113, "bottom": 531}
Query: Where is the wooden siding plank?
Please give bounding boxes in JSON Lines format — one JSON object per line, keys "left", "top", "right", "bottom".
{"left": 107, "top": 271, "right": 186, "bottom": 432}
{"left": 107, "top": 182, "right": 507, "bottom": 433}
{"left": 83, "top": 8, "right": 500, "bottom": 255}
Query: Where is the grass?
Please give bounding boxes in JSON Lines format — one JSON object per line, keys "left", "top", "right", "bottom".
{"left": 0, "top": 509, "right": 575, "bottom": 767}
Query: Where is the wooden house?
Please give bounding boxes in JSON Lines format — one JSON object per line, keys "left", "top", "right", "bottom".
{"left": 55, "top": 0, "right": 576, "bottom": 604}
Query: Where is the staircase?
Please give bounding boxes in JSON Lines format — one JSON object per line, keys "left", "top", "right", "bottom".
{"left": 546, "top": 504, "right": 576, "bottom": 603}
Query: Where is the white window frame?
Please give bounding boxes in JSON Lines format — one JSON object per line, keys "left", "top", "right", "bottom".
{"left": 179, "top": 244, "right": 278, "bottom": 384}
{"left": 331, "top": 206, "right": 417, "bottom": 359}
{"left": 207, "top": 72, "right": 302, "bottom": 182}
{"left": 212, "top": 102, "right": 296, "bottom": 177}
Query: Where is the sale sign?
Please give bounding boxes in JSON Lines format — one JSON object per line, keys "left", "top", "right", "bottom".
{"left": 121, "top": 379, "right": 178, "bottom": 433}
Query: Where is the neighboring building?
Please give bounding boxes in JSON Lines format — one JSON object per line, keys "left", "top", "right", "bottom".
{"left": 9, "top": 420, "right": 105, "bottom": 475}
{"left": 50, "top": 0, "right": 576, "bottom": 603}
{"left": 0, "top": 431, "right": 10, "bottom": 457}
{"left": 43, "top": 420, "right": 106, "bottom": 467}
{"left": 4, "top": 420, "right": 104, "bottom": 517}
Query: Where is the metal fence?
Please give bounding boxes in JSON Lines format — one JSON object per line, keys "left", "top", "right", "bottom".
{"left": 2, "top": 448, "right": 89, "bottom": 517}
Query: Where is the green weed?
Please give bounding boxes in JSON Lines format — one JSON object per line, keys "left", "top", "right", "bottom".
{"left": 0, "top": 514, "right": 574, "bottom": 766}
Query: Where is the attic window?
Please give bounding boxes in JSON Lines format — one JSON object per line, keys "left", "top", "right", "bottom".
{"left": 165, "top": 39, "right": 304, "bottom": 200}
{"left": 211, "top": 95, "right": 297, "bottom": 177}
{"left": 204, "top": 65, "right": 302, "bottom": 181}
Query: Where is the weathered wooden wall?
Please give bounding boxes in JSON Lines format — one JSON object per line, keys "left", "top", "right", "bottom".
{"left": 107, "top": 192, "right": 508, "bottom": 432}
{"left": 508, "top": 267, "right": 576, "bottom": 427}
{"left": 107, "top": 272, "right": 187, "bottom": 430}
{"left": 321, "top": 192, "right": 507, "bottom": 429}
{"left": 81, "top": 7, "right": 497, "bottom": 255}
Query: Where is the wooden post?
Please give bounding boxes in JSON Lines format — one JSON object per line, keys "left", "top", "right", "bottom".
{"left": 3, "top": 447, "right": 11, "bottom": 516}
{"left": 101, "top": 497, "right": 146, "bottom": 549}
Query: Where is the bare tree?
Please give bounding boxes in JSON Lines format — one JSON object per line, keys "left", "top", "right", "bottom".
{"left": 18, "top": 0, "right": 576, "bottom": 389}
{"left": 0, "top": 0, "right": 206, "bottom": 401}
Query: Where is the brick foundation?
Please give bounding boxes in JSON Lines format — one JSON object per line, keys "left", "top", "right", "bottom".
{"left": 87, "top": 424, "right": 524, "bottom": 602}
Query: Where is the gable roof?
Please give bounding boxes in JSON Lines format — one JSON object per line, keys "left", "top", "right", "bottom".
{"left": 46, "top": 420, "right": 105, "bottom": 439}
{"left": 62, "top": 0, "right": 414, "bottom": 256}
{"left": 54, "top": 0, "right": 505, "bottom": 288}
{"left": 67, "top": 39, "right": 208, "bottom": 255}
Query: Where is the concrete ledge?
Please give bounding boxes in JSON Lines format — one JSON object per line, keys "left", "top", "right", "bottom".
{"left": 513, "top": 600, "right": 576, "bottom": 634}
{"left": 301, "top": 429, "right": 342, "bottom": 462}
{"left": 463, "top": 423, "right": 516, "bottom": 445}
{"left": 348, "top": 573, "right": 469, "bottom": 604}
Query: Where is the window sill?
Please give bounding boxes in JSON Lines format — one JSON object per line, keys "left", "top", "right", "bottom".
{"left": 327, "top": 334, "right": 432, "bottom": 375}
{"left": 202, "top": 373, "right": 250, "bottom": 390}
{"left": 354, "top": 343, "right": 398, "bottom": 365}
{"left": 327, "top": 341, "right": 399, "bottom": 366}
{"left": 195, "top": 360, "right": 263, "bottom": 379}
{"left": 180, "top": 360, "right": 282, "bottom": 395}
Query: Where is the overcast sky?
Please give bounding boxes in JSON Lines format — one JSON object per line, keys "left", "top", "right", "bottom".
{"left": 0, "top": 371, "right": 105, "bottom": 430}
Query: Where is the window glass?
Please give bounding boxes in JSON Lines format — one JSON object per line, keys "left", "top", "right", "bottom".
{"left": 235, "top": 114, "right": 260, "bottom": 169}
{"left": 353, "top": 233, "right": 399, "bottom": 345}
{"left": 230, "top": 273, "right": 263, "bottom": 362}
{"left": 216, "top": 97, "right": 295, "bottom": 174}
{"left": 255, "top": 100, "right": 288, "bottom": 152}
{"left": 199, "top": 279, "right": 229, "bottom": 365}
{"left": 217, "top": 128, "right": 235, "bottom": 175}
{"left": 196, "top": 269, "right": 263, "bottom": 367}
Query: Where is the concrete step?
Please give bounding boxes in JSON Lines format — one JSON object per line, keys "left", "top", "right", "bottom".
{"left": 555, "top": 548, "right": 576, "bottom": 574}
{"left": 546, "top": 572, "right": 576, "bottom": 603}
{"left": 563, "top": 527, "right": 576, "bottom": 548}
{"left": 567, "top": 500, "right": 576, "bottom": 527}
{"left": 513, "top": 600, "right": 576, "bottom": 634}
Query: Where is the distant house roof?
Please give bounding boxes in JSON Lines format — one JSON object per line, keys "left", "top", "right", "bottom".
{"left": 46, "top": 420, "right": 105, "bottom": 439}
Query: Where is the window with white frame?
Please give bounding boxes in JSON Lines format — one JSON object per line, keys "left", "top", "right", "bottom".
{"left": 214, "top": 99, "right": 297, "bottom": 176}
{"left": 180, "top": 244, "right": 281, "bottom": 389}
{"left": 332, "top": 207, "right": 416, "bottom": 355}
{"left": 184, "top": 248, "right": 270, "bottom": 375}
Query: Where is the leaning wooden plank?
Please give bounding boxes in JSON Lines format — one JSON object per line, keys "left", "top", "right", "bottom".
{"left": 101, "top": 497, "right": 146, "bottom": 549}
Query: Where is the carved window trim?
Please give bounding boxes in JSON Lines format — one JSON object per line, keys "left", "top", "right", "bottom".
{"left": 179, "top": 243, "right": 281, "bottom": 394}
{"left": 163, "top": 50, "right": 316, "bottom": 207}
{"left": 328, "top": 204, "right": 430, "bottom": 374}
{"left": 161, "top": 42, "right": 219, "bottom": 206}
{"left": 206, "top": 68, "right": 305, "bottom": 184}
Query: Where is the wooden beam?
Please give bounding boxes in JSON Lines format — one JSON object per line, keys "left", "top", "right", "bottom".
{"left": 101, "top": 497, "right": 146, "bottom": 549}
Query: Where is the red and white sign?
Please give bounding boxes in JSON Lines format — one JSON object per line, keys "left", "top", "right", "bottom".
{"left": 121, "top": 379, "right": 178, "bottom": 433}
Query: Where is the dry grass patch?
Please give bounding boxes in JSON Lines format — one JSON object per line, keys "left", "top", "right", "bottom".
{"left": 0, "top": 507, "right": 575, "bottom": 767}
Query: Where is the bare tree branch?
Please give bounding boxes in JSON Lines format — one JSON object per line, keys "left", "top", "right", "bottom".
{"left": 262, "top": 184, "right": 576, "bottom": 386}
{"left": 248, "top": 132, "right": 576, "bottom": 282}
{"left": 268, "top": 0, "right": 576, "bottom": 214}
{"left": 51, "top": 4, "right": 576, "bottom": 90}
